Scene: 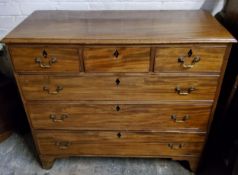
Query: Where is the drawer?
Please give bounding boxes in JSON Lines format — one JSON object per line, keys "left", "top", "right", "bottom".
{"left": 10, "top": 46, "right": 80, "bottom": 72}
{"left": 155, "top": 46, "right": 226, "bottom": 73}
{"left": 84, "top": 47, "right": 150, "bottom": 72}
{"left": 28, "top": 103, "right": 212, "bottom": 132}
{"left": 19, "top": 75, "right": 218, "bottom": 101}
{"left": 36, "top": 131, "right": 205, "bottom": 156}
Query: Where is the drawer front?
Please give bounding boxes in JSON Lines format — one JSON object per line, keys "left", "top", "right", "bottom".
{"left": 19, "top": 75, "right": 218, "bottom": 101}
{"left": 155, "top": 46, "right": 226, "bottom": 73}
{"left": 10, "top": 46, "right": 80, "bottom": 72}
{"left": 84, "top": 47, "right": 150, "bottom": 72}
{"left": 28, "top": 103, "right": 212, "bottom": 132}
{"left": 36, "top": 131, "right": 205, "bottom": 156}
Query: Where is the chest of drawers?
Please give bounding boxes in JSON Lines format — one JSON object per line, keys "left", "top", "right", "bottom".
{"left": 2, "top": 10, "right": 236, "bottom": 172}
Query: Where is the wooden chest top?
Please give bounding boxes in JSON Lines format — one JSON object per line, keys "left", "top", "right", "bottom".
{"left": 2, "top": 10, "right": 236, "bottom": 44}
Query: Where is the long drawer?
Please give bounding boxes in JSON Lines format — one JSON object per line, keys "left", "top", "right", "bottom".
{"left": 36, "top": 131, "right": 205, "bottom": 156}
{"left": 28, "top": 103, "right": 212, "bottom": 132}
{"left": 18, "top": 75, "right": 219, "bottom": 101}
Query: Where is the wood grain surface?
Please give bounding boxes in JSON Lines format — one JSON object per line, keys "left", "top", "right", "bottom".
{"left": 2, "top": 11, "right": 236, "bottom": 44}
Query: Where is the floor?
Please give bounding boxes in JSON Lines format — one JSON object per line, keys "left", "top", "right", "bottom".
{"left": 0, "top": 133, "right": 193, "bottom": 175}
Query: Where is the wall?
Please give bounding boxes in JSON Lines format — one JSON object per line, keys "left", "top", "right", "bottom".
{"left": 0, "top": 0, "right": 225, "bottom": 40}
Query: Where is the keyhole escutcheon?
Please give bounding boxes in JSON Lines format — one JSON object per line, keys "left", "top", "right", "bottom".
{"left": 113, "top": 49, "right": 119, "bottom": 58}
{"left": 188, "top": 49, "right": 193, "bottom": 57}
{"left": 116, "top": 105, "right": 120, "bottom": 111}
{"left": 117, "top": 132, "right": 122, "bottom": 138}
{"left": 42, "top": 50, "right": 48, "bottom": 58}
{"left": 115, "top": 78, "right": 120, "bottom": 86}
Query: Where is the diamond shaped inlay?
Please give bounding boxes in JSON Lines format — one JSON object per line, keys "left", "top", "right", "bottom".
{"left": 115, "top": 78, "right": 120, "bottom": 86}
{"left": 42, "top": 50, "right": 48, "bottom": 58}
{"left": 113, "top": 49, "right": 119, "bottom": 58}
{"left": 187, "top": 49, "right": 193, "bottom": 57}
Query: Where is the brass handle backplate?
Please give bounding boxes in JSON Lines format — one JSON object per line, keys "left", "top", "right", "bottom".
{"left": 43, "top": 85, "right": 63, "bottom": 94}
{"left": 178, "top": 49, "right": 200, "bottom": 69}
{"left": 171, "top": 114, "right": 190, "bottom": 123}
{"left": 55, "top": 141, "right": 71, "bottom": 149}
{"left": 168, "top": 143, "right": 184, "bottom": 149}
{"left": 50, "top": 114, "right": 68, "bottom": 122}
{"left": 175, "top": 86, "right": 196, "bottom": 95}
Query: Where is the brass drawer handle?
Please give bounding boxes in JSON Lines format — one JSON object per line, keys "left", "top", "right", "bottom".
{"left": 43, "top": 85, "right": 63, "bottom": 94}
{"left": 171, "top": 114, "right": 190, "bottom": 123}
{"left": 55, "top": 141, "right": 71, "bottom": 150}
{"left": 178, "top": 49, "right": 200, "bottom": 69}
{"left": 178, "top": 56, "right": 200, "bottom": 68}
{"left": 35, "top": 50, "right": 57, "bottom": 68}
{"left": 175, "top": 86, "right": 196, "bottom": 95}
{"left": 35, "top": 57, "right": 57, "bottom": 68}
{"left": 168, "top": 143, "right": 184, "bottom": 149}
{"left": 50, "top": 114, "right": 68, "bottom": 122}
{"left": 115, "top": 78, "right": 120, "bottom": 86}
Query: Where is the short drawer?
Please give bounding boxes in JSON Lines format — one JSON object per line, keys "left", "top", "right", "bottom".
{"left": 28, "top": 103, "right": 212, "bottom": 132}
{"left": 18, "top": 75, "right": 219, "bottom": 101}
{"left": 36, "top": 131, "right": 205, "bottom": 156}
{"left": 84, "top": 47, "right": 150, "bottom": 72}
{"left": 155, "top": 46, "right": 226, "bottom": 73}
{"left": 10, "top": 46, "right": 80, "bottom": 72}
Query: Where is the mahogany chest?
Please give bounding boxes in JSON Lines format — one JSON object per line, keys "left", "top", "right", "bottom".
{"left": 1, "top": 10, "right": 236, "bottom": 172}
